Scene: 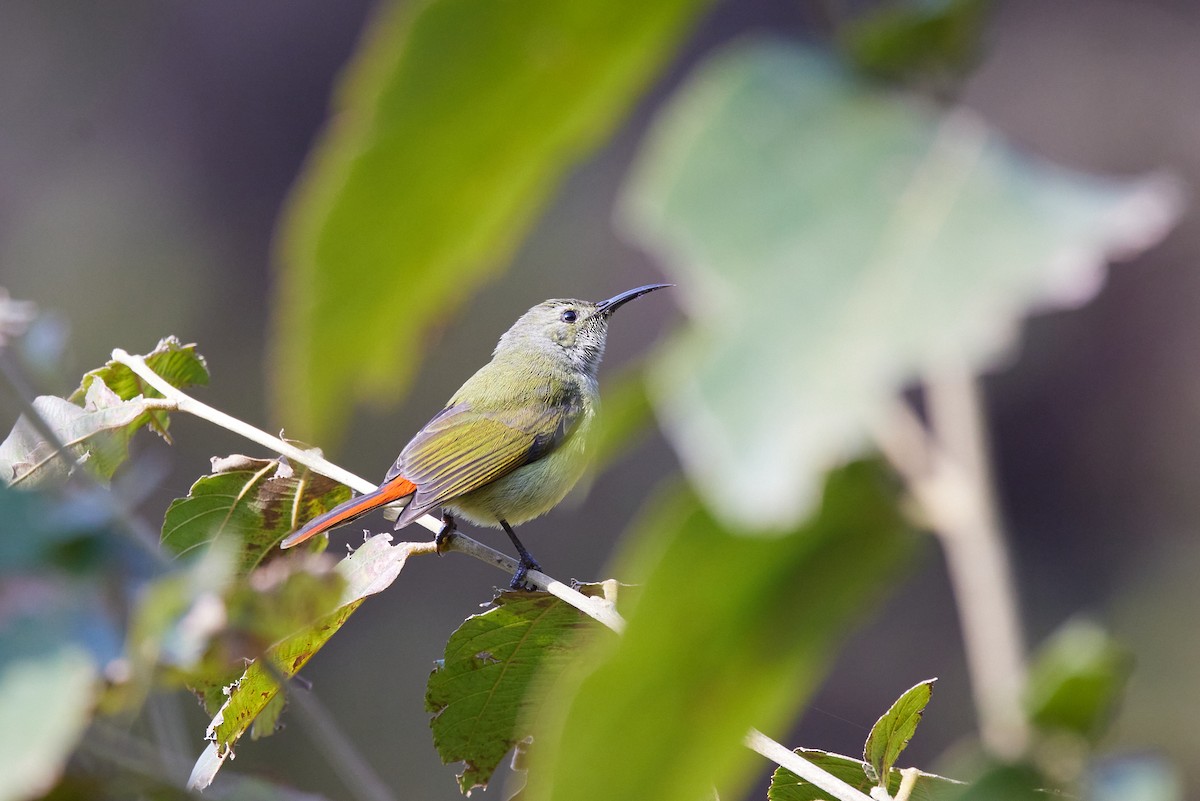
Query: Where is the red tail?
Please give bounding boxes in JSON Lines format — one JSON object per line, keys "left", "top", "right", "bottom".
{"left": 280, "top": 476, "right": 417, "bottom": 548}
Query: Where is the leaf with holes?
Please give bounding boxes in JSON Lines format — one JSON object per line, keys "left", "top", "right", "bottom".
{"left": 188, "top": 532, "right": 417, "bottom": 791}
{"left": 161, "top": 454, "right": 352, "bottom": 573}
{"left": 70, "top": 336, "right": 208, "bottom": 442}
{"left": 768, "top": 749, "right": 959, "bottom": 801}
{"left": 864, "top": 679, "right": 936, "bottom": 785}
{"left": 427, "top": 588, "right": 608, "bottom": 794}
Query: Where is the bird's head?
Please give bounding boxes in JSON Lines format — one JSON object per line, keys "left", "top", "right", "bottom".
{"left": 495, "top": 284, "right": 671, "bottom": 376}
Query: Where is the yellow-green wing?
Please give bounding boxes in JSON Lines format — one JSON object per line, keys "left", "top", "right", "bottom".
{"left": 385, "top": 398, "right": 579, "bottom": 522}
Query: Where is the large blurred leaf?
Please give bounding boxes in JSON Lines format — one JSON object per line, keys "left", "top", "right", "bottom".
{"left": 525, "top": 461, "right": 915, "bottom": 801}
{"left": 768, "top": 749, "right": 959, "bottom": 801}
{"left": 69, "top": 336, "right": 208, "bottom": 443}
{"left": 0, "top": 616, "right": 97, "bottom": 801}
{"left": 272, "top": 0, "right": 711, "bottom": 442}
{"left": 864, "top": 678, "right": 936, "bottom": 784}
{"left": 188, "top": 532, "right": 416, "bottom": 791}
{"left": 0, "top": 338, "right": 208, "bottom": 487}
{"left": 1024, "top": 620, "right": 1132, "bottom": 743}
{"left": 161, "top": 455, "right": 351, "bottom": 573}
{"left": 620, "top": 41, "right": 1183, "bottom": 530}
{"left": 427, "top": 588, "right": 607, "bottom": 794}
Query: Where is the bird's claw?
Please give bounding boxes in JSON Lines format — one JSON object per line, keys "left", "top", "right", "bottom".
{"left": 435, "top": 512, "right": 456, "bottom": 555}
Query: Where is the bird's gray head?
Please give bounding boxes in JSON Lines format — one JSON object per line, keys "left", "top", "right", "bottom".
{"left": 494, "top": 284, "right": 671, "bottom": 376}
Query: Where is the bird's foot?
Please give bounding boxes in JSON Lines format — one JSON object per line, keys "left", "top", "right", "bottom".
{"left": 508, "top": 555, "right": 543, "bottom": 591}
{"left": 435, "top": 511, "right": 456, "bottom": 555}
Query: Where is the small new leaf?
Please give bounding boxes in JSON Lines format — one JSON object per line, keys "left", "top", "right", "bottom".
{"left": 70, "top": 336, "right": 209, "bottom": 442}
{"left": 161, "top": 454, "right": 351, "bottom": 573}
{"left": 427, "top": 589, "right": 607, "bottom": 795}
{"left": 864, "top": 679, "right": 936, "bottom": 785}
{"left": 768, "top": 749, "right": 959, "bottom": 801}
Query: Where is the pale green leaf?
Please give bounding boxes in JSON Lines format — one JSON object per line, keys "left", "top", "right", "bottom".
{"left": 0, "top": 616, "right": 97, "bottom": 801}
{"left": 0, "top": 381, "right": 156, "bottom": 487}
{"left": 272, "top": 0, "right": 711, "bottom": 442}
{"left": 620, "top": 41, "right": 1182, "bottom": 530}
{"left": 525, "top": 461, "right": 915, "bottom": 801}
{"left": 768, "top": 749, "right": 959, "bottom": 801}
{"left": 161, "top": 454, "right": 351, "bottom": 573}
{"left": 863, "top": 678, "right": 936, "bottom": 784}
{"left": 427, "top": 589, "right": 607, "bottom": 794}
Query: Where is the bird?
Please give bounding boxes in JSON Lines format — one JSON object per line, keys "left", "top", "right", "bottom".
{"left": 280, "top": 283, "right": 671, "bottom": 587}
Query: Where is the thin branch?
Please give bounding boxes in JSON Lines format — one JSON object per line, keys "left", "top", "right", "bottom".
{"left": 262, "top": 661, "right": 397, "bottom": 801}
{"left": 872, "top": 371, "right": 1029, "bottom": 759}
{"left": 112, "top": 348, "right": 864, "bottom": 801}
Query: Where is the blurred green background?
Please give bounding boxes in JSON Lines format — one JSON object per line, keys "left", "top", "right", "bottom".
{"left": 3, "top": 0, "right": 1200, "bottom": 798}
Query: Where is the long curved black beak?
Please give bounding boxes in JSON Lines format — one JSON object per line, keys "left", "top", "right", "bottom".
{"left": 594, "top": 283, "right": 672, "bottom": 317}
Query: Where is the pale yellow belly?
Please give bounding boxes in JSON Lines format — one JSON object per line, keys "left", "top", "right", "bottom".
{"left": 445, "top": 412, "right": 592, "bottom": 528}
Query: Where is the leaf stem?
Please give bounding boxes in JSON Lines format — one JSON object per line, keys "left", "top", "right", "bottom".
{"left": 873, "top": 369, "right": 1029, "bottom": 759}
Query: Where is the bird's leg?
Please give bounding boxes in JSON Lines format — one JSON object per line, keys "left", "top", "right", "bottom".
{"left": 499, "top": 519, "right": 542, "bottom": 590}
{"left": 435, "top": 510, "right": 457, "bottom": 555}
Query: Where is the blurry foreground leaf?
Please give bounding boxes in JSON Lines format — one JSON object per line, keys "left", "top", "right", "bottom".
{"left": 621, "top": 41, "right": 1183, "bottom": 530}
{"left": 768, "top": 749, "right": 959, "bottom": 801}
{"left": 188, "top": 533, "right": 416, "bottom": 790}
{"left": 272, "top": 0, "right": 710, "bottom": 442}
{"left": 1024, "top": 620, "right": 1132, "bottom": 743}
{"left": 70, "top": 336, "right": 208, "bottom": 442}
{"left": 1089, "top": 756, "right": 1183, "bottom": 801}
{"left": 526, "top": 461, "right": 915, "bottom": 801}
{"left": 945, "top": 763, "right": 1043, "bottom": 801}
{"left": 0, "top": 616, "right": 97, "bottom": 801}
{"left": 839, "top": 0, "right": 989, "bottom": 83}
{"left": 427, "top": 588, "right": 608, "bottom": 794}
{"left": 161, "top": 455, "right": 351, "bottom": 573}
{"left": 864, "top": 678, "right": 936, "bottom": 784}
{"left": 0, "top": 338, "right": 208, "bottom": 487}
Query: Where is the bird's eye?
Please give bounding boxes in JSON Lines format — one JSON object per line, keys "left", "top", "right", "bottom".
{"left": 560, "top": 309, "right": 578, "bottom": 324}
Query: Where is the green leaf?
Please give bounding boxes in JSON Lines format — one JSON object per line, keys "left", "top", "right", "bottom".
{"left": 271, "top": 0, "right": 711, "bottom": 442}
{"left": 0, "top": 615, "right": 98, "bottom": 801}
{"left": 863, "top": 678, "right": 936, "bottom": 784}
{"left": 188, "top": 532, "right": 417, "bottom": 791}
{"left": 768, "top": 749, "right": 959, "bottom": 801}
{"left": 838, "top": 0, "right": 989, "bottom": 83}
{"left": 427, "top": 588, "right": 607, "bottom": 794}
{"left": 1024, "top": 620, "right": 1132, "bottom": 743}
{"left": 619, "top": 41, "right": 1182, "bottom": 531}
{"left": 0, "top": 380, "right": 159, "bottom": 487}
{"left": 70, "top": 336, "right": 208, "bottom": 442}
{"left": 161, "top": 454, "right": 352, "bottom": 573}
{"left": 524, "top": 461, "right": 915, "bottom": 801}
{"left": 944, "top": 763, "right": 1044, "bottom": 801}
{"left": 0, "top": 338, "right": 208, "bottom": 488}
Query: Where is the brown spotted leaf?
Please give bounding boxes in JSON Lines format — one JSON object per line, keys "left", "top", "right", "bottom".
{"left": 161, "top": 454, "right": 352, "bottom": 573}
